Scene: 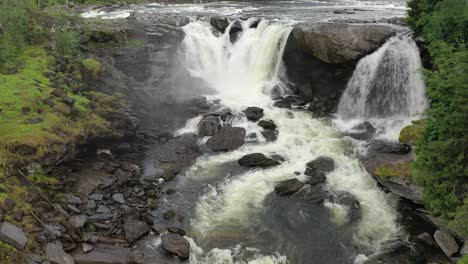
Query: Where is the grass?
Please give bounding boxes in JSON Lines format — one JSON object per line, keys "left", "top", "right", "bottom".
{"left": 375, "top": 161, "right": 412, "bottom": 179}
{"left": 81, "top": 57, "right": 103, "bottom": 79}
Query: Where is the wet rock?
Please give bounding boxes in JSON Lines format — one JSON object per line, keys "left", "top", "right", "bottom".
{"left": 274, "top": 178, "right": 304, "bottom": 196}
{"left": 114, "top": 169, "right": 132, "bottom": 185}
{"left": 330, "top": 192, "right": 361, "bottom": 222}
{"left": 370, "top": 140, "right": 411, "bottom": 155}
{"left": 229, "top": 21, "right": 243, "bottom": 43}
{"left": 434, "top": 230, "right": 459, "bottom": 258}
{"left": 273, "top": 96, "right": 307, "bottom": 109}
{"left": 0, "top": 221, "right": 28, "bottom": 250}
{"left": 416, "top": 232, "right": 437, "bottom": 247}
{"left": 168, "top": 227, "right": 187, "bottom": 236}
{"left": 161, "top": 233, "right": 190, "bottom": 260}
{"left": 45, "top": 240, "right": 74, "bottom": 264}
{"left": 348, "top": 121, "right": 377, "bottom": 140}
{"left": 73, "top": 243, "right": 142, "bottom": 264}
{"left": 207, "top": 126, "right": 246, "bottom": 152}
{"left": 123, "top": 219, "right": 150, "bottom": 243}
{"left": 163, "top": 210, "right": 176, "bottom": 220}
{"left": 333, "top": 9, "right": 356, "bottom": 14}
{"left": 304, "top": 169, "right": 326, "bottom": 185}
{"left": 291, "top": 22, "right": 396, "bottom": 64}
{"left": 461, "top": 241, "right": 468, "bottom": 256}
{"left": 141, "top": 168, "right": 164, "bottom": 182}
{"left": 261, "top": 130, "right": 279, "bottom": 142}
{"left": 243, "top": 107, "right": 264, "bottom": 122}
{"left": 68, "top": 215, "right": 87, "bottom": 228}
{"left": 306, "top": 156, "right": 335, "bottom": 172}
{"left": 238, "top": 153, "right": 281, "bottom": 167}
{"left": 198, "top": 115, "right": 221, "bottom": 137}
{"left": 296, "top": 184, "right": 327, "bottom": 204}
{"left": 210, "top": 16, "right": 229, "bottom": 33}
{"left": 112, "top": 193, "right": 125, "bottom": 204}
{"left": 258, "top": 120, "right": 277, "bottom": 130}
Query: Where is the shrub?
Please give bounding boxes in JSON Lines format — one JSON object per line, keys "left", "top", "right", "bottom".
{"left": 55, "top": 29, "right": 80, "bottom": 57}
{"left": 81, "top": 57, "right": 103, "bottom": 79}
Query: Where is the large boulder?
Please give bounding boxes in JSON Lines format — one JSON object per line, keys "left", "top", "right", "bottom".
{"left": 123, "top": 219, "right": 150, "bottom": 243}
{"left": 242, "top": 107, "right": 264, "bottom": 122}
{"left": 161, "top": 233, "right": 190, "bottom": 260}
{"left": 197, "top": 115, "right": 221, "bottom": 137}
{"left": 45, "top": 241, "right": 74, "bottom": 264}
{"left": 434, "top": 230, "right": 459, "bottom": 258}
{"left": 291, "top": 22, "right": 397, "bottom": 64}
{"left": 370, "top": 140, "right": 411, "bottom": 155}
{"left": 306, "top": 157, "right": 335, "bottom": 172}
{"left": 274, "top": 178, "right": 304, "bottom": 196}
{"left": 0, "top": 221, "right": 27, "bottom": 250}
{"left": 210, "top": 16, "right": 229, "bottom": 33}
{"left": 238, "top": 153, "right": 281, "bottom": 167}
{"left": 207, "top": 126, "right": 246, "bottom": 152}
{"left": 258, "top": 120, "right": 277, "bottom": 130}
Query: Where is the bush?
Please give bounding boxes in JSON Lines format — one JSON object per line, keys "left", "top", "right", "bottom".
{"left": 81, "top": 57, "right": 103, "bottom": 79}
{"left": 55, "top": 29, "right": 80, "bottom": 57}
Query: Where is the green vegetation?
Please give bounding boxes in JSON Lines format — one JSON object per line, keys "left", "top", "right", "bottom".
{"left": 399, "top": 120, "right": 425, "bottom": 145}
{"left": 375, "top": 161, "right": 412, "bottom": 179}
{"left": 407, "top": 0, "right": 468, "bottom": 236}
{"left": 81, "top": 57, "right": 104, "bottom": 79}
{"left": 459, "top": 255, "right": 468, "bottom": 264}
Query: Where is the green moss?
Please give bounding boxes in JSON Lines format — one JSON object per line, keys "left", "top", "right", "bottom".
{"left": 81, "top": 58, "right": 103, "bottom": 79}
{"left": 459, "top": 255, "right": 468, "bottom": 264}
{"left": 399, "top": 120, "right": 425, "bottom": 145}
{"left": 375, "top": 161, "right": 412, "bottom": 179}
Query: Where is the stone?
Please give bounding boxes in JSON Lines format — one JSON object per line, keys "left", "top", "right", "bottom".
{"left": 112, "top": 193, "right": 125, "bottom": 204}
{"left": 274, "top": 178, "right": 304, "bottom": 196}
{"left": 273, "top": 96, "right": 306, "bottom": 109}
{"left": 207, "top": 126, "right": 246, "bottom": 152}
{"left": 82, "top": 243, "right": 93, "bottom": 253}
{"left": 370, "top": 140, "right": 411, "bottom": 155}
{"left": 88, "top": 193, "right": 104, "bottom": 201}
{"left": 45, "top": 240, "right": 74, "bottom": 264}
{"left": 86, "top": 200, "right": 96, "bottom": 210}
{"left": 114, "top": 169, "right": 132, "bottom": 185}
{"left": 0, "top": 221, "right": 28, "bottom": 250}
{"left": 198, "top": 115, "right": 221, "bottom": 137}
{"left": 210, "top": 16, "right": 229, "bottom": 33}
{"left": 62, "top": 96, "right": 76, "bottom": 106}
{"left": 67, "top": 204, "right": 81, "bottom": 214}
{"left": 161, "top": 233, "right": 190, "bottom": 260}
{"left": 4, "top": 198, "right": 16, "bottom": 211}
{"left": 14, "top": 210, "right": 23, "bottom": 222}
{"left": 68, "top": 215, "right": 87, "bottom": 228}
{"left": 243, "top": 107, "right": 264, "bottom": 122}
{"left": 306, "top": 156, "right": 335, "bottom": 172}
{"left": 297, "top": 184, "right": 327, "bottom": 204}
{"left": 168, "top": 227, "right": 187, "bottom": 236}
{"left": 460, "top": 241, "right": 468, "bottom": 256}
{"left": 291, "top": 22, "right": 396, "bottom": 64}
{"left": 258, "top": 120, "right": 277, "bottom": 130}
{"left": 416, "top": 232, "right": 437, "bottom": 247}
{"left": 238, "top": 153, "right": 281, "bottom": 167}
{"left": 261, "top": 130, "right": 279, "bottom": 142}
{"left": 73, "top": 244, "right": 141, "bottom": 264}
{"left": 88, "top": 214, "right": 113, "bottom": 222}
{"left": 123, "top": 219, "right": 150, "bottom": 243}
{"left": 304, "top": 168, "right": 326, "bottom": 185}
{"left": 434, "top": 230, "right": 459, "bottom": 258}
{"left": 96, "top": 205, "right": 111, "bottom": 214}
{"left": 163, "top": 210, "right": 176, "bottom": 220}
{"left": 67, "top": 194, "right": 82, "bottom": 205}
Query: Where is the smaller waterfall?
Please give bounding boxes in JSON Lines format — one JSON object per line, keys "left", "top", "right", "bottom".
{"left": 338, "top": 34, "right": 427, "bottom": 119}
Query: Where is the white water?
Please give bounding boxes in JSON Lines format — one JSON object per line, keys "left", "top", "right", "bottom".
{"left": 177, "top": 19, "right": 402, "bottom": 263}
{"left": 336, "top": 34, "right": 427, "bottom": 140}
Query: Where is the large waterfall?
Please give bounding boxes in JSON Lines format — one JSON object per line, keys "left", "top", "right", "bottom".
{"left": 174, "top": 19, "right": 402, "bottom": 264}
{"left": 338, "top": 34, "right": 427, "bottom": 119}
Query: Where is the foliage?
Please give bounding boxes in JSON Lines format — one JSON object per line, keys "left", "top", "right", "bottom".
{"left": 375, "top": 162, "right": 412, "bottom": 179}
{"left": 399, "top": 120, "right": 425, "bottom": 145}
{"left": 55, "top": 29, "right": 80, "bottom": 57}
{"left": 408, "top": 0, "right": 468, "bottom": 236}
{"left": 81, "top": 57, "right": 103, "bottom": 79}
{"left": 459, "top": 255, "right": 468, "bottom": 264}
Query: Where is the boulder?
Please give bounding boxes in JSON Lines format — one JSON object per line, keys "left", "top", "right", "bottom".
{"left": 68, "top": 215, "right": 87, "bottom": 228}
{"left": 242, "top": 107, "right": 264, "bottom": 122}
{"left": 347, "top": 121, "right": 377, "bottom": 140}
{"left": 238, "top": 153, "right": 281, "bottom": 167}
{"left": 304, "top": 168, "right": 326, "bottom": 185}
{"left": 123, "top": 219, "right": 150, "bottom": 243}
{"left": 273, "top": 96, "right": 307, "bottom": 109}
{"left": 306, "top": 157, "right": 335, "bottom": 172}
{"left": 161, "top": 233, "right": 190, "bottom": 260}
{"left": 296, "top": 184, "right": 327, "bottom": 204}
{"left": 112, "top": 193, "right": 125, "bottom": 204}
{"left": 207, "top": 126, "right": 246, "bottom": 152}
{"left": 291, "top": 22, "right": 397, "bottom": 64}
{"left": 330, "top": 192, "right": 361, "bottom": 222}
{"left": 210, "top": 16, "right": 229, "bottom": 33}
{"left": 434, "top": 230, "right": 459, "bottom": 258}
{"left": 229, "top": 21, "right": 243, "bottom": 43}
{"left": 261, "top": 130, "right": 279, "bottom": 142}
{"left": 45, "top": 241, "right": 74, "bottom": 264}
{"left": 370, "top": 140, "right": 411, "bottom": 155}
{"left": 416, "top": 232, "right": 437, "bottom": 247}
{"left": 197, "top": 115, "right": 221, "bottom": 137}
{"left": 73, "top": 243, "right": 142, "bottom": 264}
{"left": 258, "top": 120, "right": 277, "bottom": 130}
{"left": 0, "top": 221, "right": 27, "bottom": 250}
{"left": 274, "top": 178, "right": 304, "bottom": 196}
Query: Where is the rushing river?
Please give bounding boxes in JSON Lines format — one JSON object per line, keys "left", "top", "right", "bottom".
{"left": 83, "top": 1, "right": 427, "bottom": 263}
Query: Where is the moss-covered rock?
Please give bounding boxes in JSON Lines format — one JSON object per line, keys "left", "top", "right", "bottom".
{"left": 81, "top": 57, "right": 103, "bottom": 79}
{"left": 374, "top": 161, "right": 412, "bottom": 179}
{"left": 399, "top": 120, "right": 425, "bottom": 145}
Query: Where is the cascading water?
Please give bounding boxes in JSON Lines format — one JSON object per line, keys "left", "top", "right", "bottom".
{"left": 173, "top": 18, "right": 402, "bottom": 263}
{"left": 336, "top": 34, "right": 427, "bottom": 139}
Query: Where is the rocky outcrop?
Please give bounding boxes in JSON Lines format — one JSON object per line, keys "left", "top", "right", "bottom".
{"left": 434, "top": 230, "right": 459, "bottom": 258}
{"left": 275, "top": 178, "right": 304, "bottom": 196}
{"left": 238, "top": 153, "right": 281, "bottom": 167}
{"left": 207, "top": 126, "right": 246, "bottom": 152}
{"left": 291, "top": 22, "right": 397, "bottom": 64}
{"left": 161, "top": 233, "right": 190, "bottom": 260}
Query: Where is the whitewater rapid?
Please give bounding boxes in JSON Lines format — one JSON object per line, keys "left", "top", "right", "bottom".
{"left": 174, "top": 19, "right": 403, "bottom": 263}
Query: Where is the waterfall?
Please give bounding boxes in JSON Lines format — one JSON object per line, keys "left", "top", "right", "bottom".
{"left": 338, "top": 34, "right": 427, "bottom": 119}
{"left": 177, "top": 19, "right": 402, "bottom": 263}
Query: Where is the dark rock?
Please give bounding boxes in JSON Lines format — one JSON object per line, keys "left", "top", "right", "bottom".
{"left": 45, "top": 240, "right": 74, "bottom": 264}
{"left": 114, "top": 169, "right": 132, "bottom": 185}
{"left": 0, "top": 221, "right": 28, "bottom": 250}
{"left": 163, "top": 210, "right": 176, "bottom": 220}
{"left": 296, "top": 184, "right": 327, "bottom": 204}
{"left": 370, "top": 140, "right": 411, "bottom": 155}
{"left": 68, "top": 215, "right": 87, "bottom": 228}
{"left": 261, "top": 130, "right": 279, "bottom": 142}
{"left": 112, "top": 193, "right": 125, "bottom": 204}
{"left": 333, "top": 9, "right": 356, "bottom": 14}
{"left": 73, "top": 244, "right": 141, "bottom": 264}
{"left": 123, "top": 219, "right": 150, "bottom": 243}
{"left": 434, "top": 230, "right": 459, "bottom": 258}
{"left": 197, "top": 115, "right": 221, "bottom": 137}
{"left": 291, "top": 22, "right": 396, "bottom": 64}
{"left": 14, "top": 144, "right": 37, "bottom": 155}
{"left": 243, "top": 107, "right": 264, "bottom": 122}
{"left": 347, "top": 121, "right": 377, "bottom": 140}
{"left": 67, "top": 194, "right": 82, "bottom": 205}
{"left": 67, "top": 204, "right": 81, "bottom": 214}
{"left": 273, "top": 96, "right": 307, "bottom": 109}
{"left": 210, "top": 16, "right": 229, "bottom": 33}
{"left": 416, "top": 232, "right": 437, "bottom": 247}
{"left": 96, "top": 205, "right": 111, "bottom": 214}
{"left": 229, "top": 21, "right": 243, "bottom": 43}
{"left": 207, "top": 126, "right": 246, "bottom": 152}
{"left": 330, "top": 192, "right": 361, "bottom": 222}
{"left": 161, "top": 233, "right": 190, "bottom": 260}
{"left": 168, "top": 227, "right": 187, "bottom": 236}
{"left": 4, "top": 198, "right": 16, "bottom": 211}
{"left": 306, "top": 156, "right": 335, "bottom": 172}
{"left": 271, "top": 155, "right": 286, "bottom": 162}
{"left": 274, "top": 178, "right": 304, "bottom": 196}
{"left": 62, "top": 96, "right": 76, "bottom": 106}
{"left": 88, "top": 193, "right": 103, "bottom": 201}
{"left": 13, "top": 210, "right": 23, "bottom": 222}
{"left": 258, "top": 120, "right": 277, "bottom": 130}
{"left": 238, "top": 153, "right": 281, "bottom": 167}
{"left": 166, "top": 189, "right": 176, "bottom": 195}
{"left": 88, "top": 214, "right": 113, "bottom": 222}
{"left": 304, "top": 168, "right": 326, "bottom": 185}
